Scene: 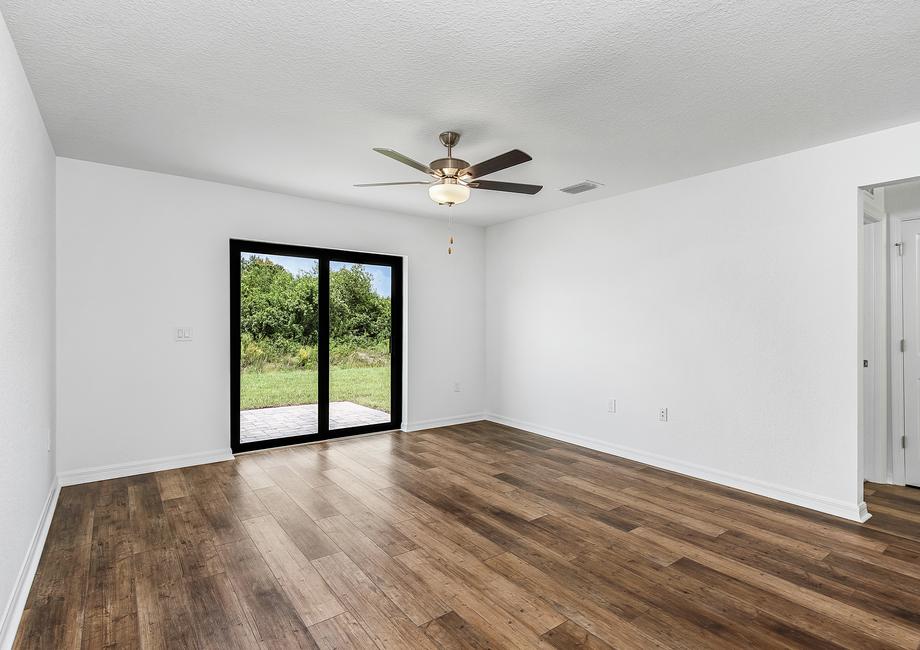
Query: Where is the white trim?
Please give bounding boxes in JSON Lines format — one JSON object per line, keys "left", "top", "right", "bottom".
{"left": 862, "top": 219, "right": 889, "bottom": 483}
{"left": 403, "top": 413, "right": 485, "bottom": 432}
{"left": 58, "top": 448, "right": 233, "bottom": 486}
{"left": 0, "top": 479, "right": 60, "bottom": 650}
{"left": 872, "top": 215, "right": 889, "bottom": 482}
{"left": 485, "top": 413, "right": 870, "bottom": 523}
{"left": 401, "top": 255, "right": 410, "bottom": 435}
{"left": 863, "top": 187, "right": 887, "bottom": 224}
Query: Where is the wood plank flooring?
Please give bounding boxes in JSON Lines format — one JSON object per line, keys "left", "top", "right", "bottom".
{"left": 14, "top": 421, "right": 920, "bottom": 649}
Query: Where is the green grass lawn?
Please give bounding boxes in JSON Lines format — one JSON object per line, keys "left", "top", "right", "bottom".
{"left": 240, "top": 366, "right": 391, "bottom": 412}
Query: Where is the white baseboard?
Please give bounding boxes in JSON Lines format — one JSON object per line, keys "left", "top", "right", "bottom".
{"left": 403, "top": 413, "right": 485, "bottom": 432}
{"left": 0, "top": 479, "right": 60, "bottom": 650}
{"left": 58, "top": 448, "right": 234, "bottom": 487}
{"left": 485, "top": 413, "right": 870, "bottom": 523}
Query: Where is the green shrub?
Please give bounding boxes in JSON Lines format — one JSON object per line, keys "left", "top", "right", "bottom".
{"left": 329, "top": 341, "right": 390, "bottom": 368}
{"left": 239, "top": 255, "right": 392, "bottom": 371}
{"left": 296, "top": 345, "right": 318, "bottom": 369}
{"left": 241, "top": 333, "right": 268, "bottom": 369}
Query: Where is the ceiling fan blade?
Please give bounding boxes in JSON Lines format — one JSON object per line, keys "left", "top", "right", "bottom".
{"left": 354, "top": 181, "right": 431, "bottom": 187}
{"left": 471, "top": 179, "right": 542, "bottom": 195}
{"left": 460, "top": 149, "right": 532, "bottom": 180}
{"left": 373, "top": 148, "right": 435, "bottom": 175}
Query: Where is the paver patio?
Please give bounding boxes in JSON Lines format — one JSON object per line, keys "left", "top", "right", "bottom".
{"left": 239, "top": 401, "right": 391, "bottom": 443}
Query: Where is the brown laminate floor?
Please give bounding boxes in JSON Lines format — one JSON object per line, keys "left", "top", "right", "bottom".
{"left": 13, "top": 421, "right": 920, "bottom": 649}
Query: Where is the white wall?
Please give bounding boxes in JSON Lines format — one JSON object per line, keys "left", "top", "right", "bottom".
{"left": 885, "top": 179, "right": 920, "bottom": 218}
{"left": 0, "top": 10, "right": 56, "bottom": 646}
{"left": 485, "top": 120, "right": 920, "bottom": 521}
{"left": 56, "top": 158, "right": 485, "bottom": 477}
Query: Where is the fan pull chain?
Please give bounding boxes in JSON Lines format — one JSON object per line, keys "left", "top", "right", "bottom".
{"left": 448, "top": 213, "right": 454, "bottom": 255}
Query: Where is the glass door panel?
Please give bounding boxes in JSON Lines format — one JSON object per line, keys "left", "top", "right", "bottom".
{"left": 232, "top": 239, "right": 402, "bottom": 453}
{"left": 328, "top": 261, "right": 393, "bottom": 430}
{"left": 238, "top": 251, "right": 319, "bottom": 445}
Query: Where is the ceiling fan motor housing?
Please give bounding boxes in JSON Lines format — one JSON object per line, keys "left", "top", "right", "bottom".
{"left": 430, "top": 158, "right": 469, "bottom": 178}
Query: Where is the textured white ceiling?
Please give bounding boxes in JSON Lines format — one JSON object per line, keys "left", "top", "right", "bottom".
{"left": 3, "top": 0, "right": 920, "bottom": 226}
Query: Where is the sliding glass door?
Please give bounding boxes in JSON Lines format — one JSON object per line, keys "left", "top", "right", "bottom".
{"left": 231, "top": 239, "right": 402, "bottom": 453}
{"left": 329, "top": 260, "right": 394, "bottom": 431}
{"left": 237, "top": 249, "right": 320, "bottom": 446}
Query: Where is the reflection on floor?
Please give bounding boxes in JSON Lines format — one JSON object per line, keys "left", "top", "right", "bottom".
{"left": 240, "top": 401, "right": 390, "bottom": 443}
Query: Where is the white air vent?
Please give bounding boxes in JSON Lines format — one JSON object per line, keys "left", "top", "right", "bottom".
{"left": 559, "top": 180, "right": 603, "bottom": 195}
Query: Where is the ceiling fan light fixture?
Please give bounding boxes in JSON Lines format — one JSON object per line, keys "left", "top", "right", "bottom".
{"left": 358, "top": 131, "right": 541, "bottom": 206}
{"left": 429, "top": 178, "right": 470, "bottom": 206}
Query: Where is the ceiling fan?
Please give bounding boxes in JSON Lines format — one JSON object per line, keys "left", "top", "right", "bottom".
{"left": 355, "top": 131, "right": 542, "bottom": 206}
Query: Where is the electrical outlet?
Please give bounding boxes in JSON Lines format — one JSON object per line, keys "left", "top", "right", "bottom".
{"left": 657, "top": 407, "right": 668, "bottom": 422}
{"left": 607, "top": 398, "right": 616, "bottom": 414}
{"left": 453, "top": 382, "right": 461, "bottom": 393}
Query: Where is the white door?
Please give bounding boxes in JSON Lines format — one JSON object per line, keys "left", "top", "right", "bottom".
{"left": 901, "top": 219, "right": 920, "bottom": 485}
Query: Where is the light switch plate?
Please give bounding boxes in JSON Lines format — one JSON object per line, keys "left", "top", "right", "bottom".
{"left": 175, "top": 326, "right": 193, "bottom": 341}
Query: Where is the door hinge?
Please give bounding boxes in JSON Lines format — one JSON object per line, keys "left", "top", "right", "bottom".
{"left": 901, "top": 339, "right": 907, "bottom": 353}
{"left": 896, "top": 241, "right": 904, "bottom": 256}
{"left": 903, "top": 435, "right": 907, "bottom": 449}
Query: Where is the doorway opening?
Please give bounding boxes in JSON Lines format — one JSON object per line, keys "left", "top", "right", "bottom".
{"left": 230, "top": 239, "right": 403, "bottom": 453}
{"left": 859, "top": 177, "right": 920, "bottom": 489}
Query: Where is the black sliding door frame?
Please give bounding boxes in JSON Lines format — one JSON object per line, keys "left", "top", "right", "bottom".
{"left": 230, "top": 238, "right": 403, "bottom": 454}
